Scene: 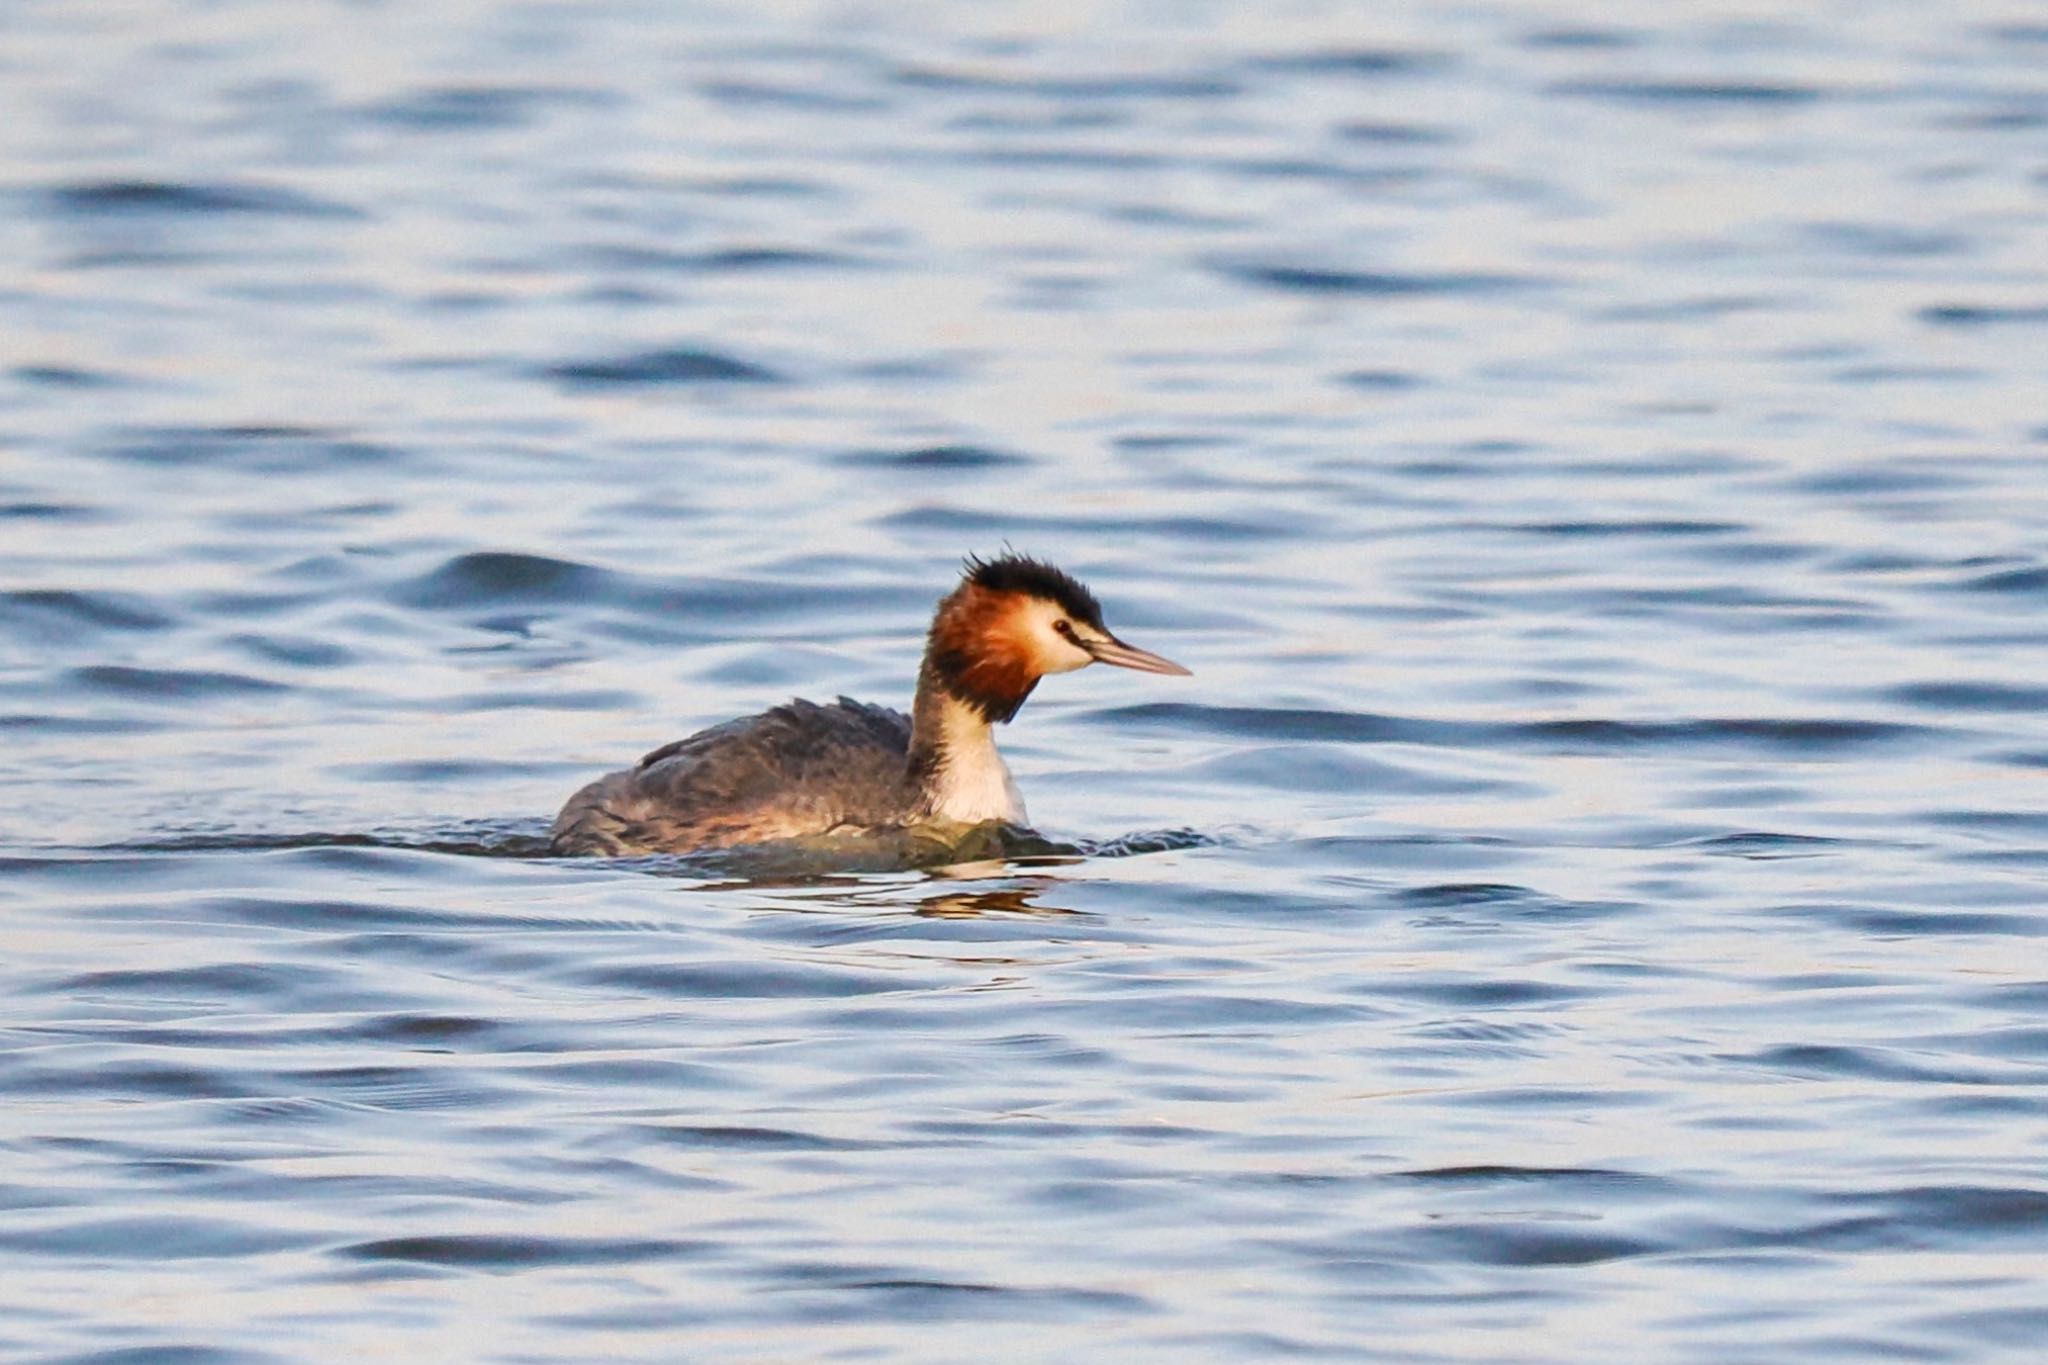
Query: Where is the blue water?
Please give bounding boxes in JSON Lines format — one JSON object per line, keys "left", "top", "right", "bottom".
{"left": 4, "top": 2, "right": 2046, "bottom": 1360}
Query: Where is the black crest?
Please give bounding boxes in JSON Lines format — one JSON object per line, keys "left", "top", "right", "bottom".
{"left": 963, "top": 552, "right": 1104, "bottom": 629}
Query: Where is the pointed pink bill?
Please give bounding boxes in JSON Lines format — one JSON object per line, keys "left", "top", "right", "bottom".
{"left": 1085, "top": 634, "right": 1191, "bottom": 676}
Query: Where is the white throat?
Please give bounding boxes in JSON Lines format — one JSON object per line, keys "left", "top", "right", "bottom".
{"left": 924, "top": 697, "right": 1026, "bottom": 826}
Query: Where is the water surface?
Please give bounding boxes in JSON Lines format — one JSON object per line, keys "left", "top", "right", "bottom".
{"left": 3, "top": 2, "right": 2046, "bottom": 1361}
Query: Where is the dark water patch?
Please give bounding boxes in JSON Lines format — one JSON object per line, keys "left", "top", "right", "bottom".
{"left": 802, "top": 1277, "right": 1153, "bottom": 1320}
{"left": 839, "top": 443, "right": 1029, "bottom": 470}
{"left": 516, "top": 1057, "right": 726, "bottom": 1091}
{"left": 338, "top": 1234, "right": 701, "bottom": 1268}
{"left": 3, "top": 1059, "right": 258, "bottom": 1101}
{"left": 12, "top": 363, "right": 130, "bottom": 389}
{"left": 102, "top": 425, "right": 400, "bottom": 472}
{"left": 1590, "top": 287, "right": 1781, "bottom": 318}
{"left": 333, "top": 758, "right": 566, "bottom": 783}
{"left": 1086, "top": 703, "right": 1408, "bottom": 744}
{"left": 1403, "top": 1221, "right": 1661, "bottom": 1266}
{"left": 1367, "top": 977, "right": 1590, "bottom": 1008}
{"left": 1830, "top": 363, "right": 1980, "bottom": 384}
{"left": 696, "top": 79, "right": 891, "bottom": 112}
{"left": 890, "top": 65, "right": 1239, "bottom": 101}
{"left": 1792, "top": 902, "right": 2043, "bottom": 938}
{"left": 64, "top": 665, "right": 286, "bottom": 701}
{"left": 432, "top": 686, "right": 641, "bottom": 712}
{"left": 1550, "top": 79, "right": 1823, "bottom": 106}
{"left": 390, "top": 551, "right": 615, "bottom": 608}
{"left": 0, "top": 1215, "right": 316, "bottom": 1259}
{"left": 541, "top": 346, "right": 783, "bottom": 387}
{"left": 1515, "top": 715, "right": 1922, "bottom": 753}
{"left": 1791, "top": 462, "right": 1974, "bottom": 495}
{"left": 337, "top": 1013, "right": 505, "bottom": 1045}
{"left": 225, "top": 631, "right": 357, "bottom": 668}
{"left": 878, "top": 502, "right": 1299, "bottom": 542}
{"left": 1508, "top": 518, "right": 1744, "bottom": 537}
{"left": 0, "top": 499, "right": 102, "bottom": 521}
{"left": 1912, "top": 1305, "right": 2048, "bottom": 1353}
{"left": 1391, "top": 883, "right": 1539, "bottom": 908}
{"left": 1215, "top": 262, "right": 1529, "bottom": 297}
{"left": 1919, "top": 303, "right": 2048, "bottom": 327}
{"left": 1521, "top": 26, "right": 1640, "bottom": 49}
{"left": 0, "top": 589, "right": 172, "bottom": 637}
{"left": 1194, "top": 745, "right": 1515, "bottom": 796}
{"left": 1739, "top": 1044, "right": 2016, "bottom": 1085}
{"left": 1334, "top": 369, "right": 1425, "bottom": 391}
{"left": 1837, "top": 1185, "right": 2048, "bottom": 1247}
{"left": 1335, "top": 120, "right": 1458, "bottom": 145}
{"left": 43, "top": 962, "right": 313, "bottom": 1004}
{"left": 100, "top": 825, "right": 555, "bottom": 860}
{"left": 1942, "top": 106, "right": 2048, "bottom": 133}
{"left": 571, "top": 960, "right": 916, "bottom": 999}
{"left": 1246, "top": 49, "right": 1451, "bottom": 77}
{"left": 1800, "top": 222, "right": 1970, "bottom": 258}
{"left": 45, "top": 1346, "right": 286, "bottom": 1365}
{"left": 279, "top": 1065, "right": 512, "bottom": 1112}
{"left": 46, "top": 179, "right": 361, "bottom": 219}
{"left": 1389, "top": 1164, "right": 1666, "bottom": 1191}
{"left": 637, "top": 1123, "right": 886, "bottom": 1152}
{"left": 361, "top": 84, "right": 615, "bottom": 131}
{"left": 1955, "top": 564, "right": 2048, "bottom": 595}
{"left": 1886, "top": 681, "right": 2048, "bottom": 712}
{"left": 1680, "top": 831, "right": 1847, "bottom": 858}
{"left": 1922, "top": 809, "right": 2048, "bottom": 836}
{"left": 953, "top": 145, "right": 1168, "bottom": 173}
{"left": 1208, "top": 157, "right": 1428, "bottom": 189}
{"left": 1390, "top": 883, "right": 1630, "bottom": 925}
{"left": 580, "top": 244, "right": 862, "bottom": 274}
{"left": 1093, "top": 702, "right": 1932, "bottom": 755}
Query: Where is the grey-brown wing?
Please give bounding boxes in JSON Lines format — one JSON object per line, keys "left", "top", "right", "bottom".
{"left": 549, "top": 698, "right": 912, "bottom": 855}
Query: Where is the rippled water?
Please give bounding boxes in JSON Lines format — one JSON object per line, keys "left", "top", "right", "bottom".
{"left": 5, "top": 2, "right": 2047, "bottom": 1361}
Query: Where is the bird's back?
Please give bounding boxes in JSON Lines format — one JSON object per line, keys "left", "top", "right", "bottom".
{"left": 549, "top": 697, "right": 914, "bottom": 855}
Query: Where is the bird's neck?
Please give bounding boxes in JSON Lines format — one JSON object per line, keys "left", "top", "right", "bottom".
{"left": 908, "top": 659, "right": 1026, "bottom": 826}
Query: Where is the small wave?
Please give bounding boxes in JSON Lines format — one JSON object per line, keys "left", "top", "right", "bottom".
{"left": 1956, "top": 564, "right": 2048, "bottom": 595}
{"left": 838, "top": 443, "right": 1029, "bottom": 470}
{"left": 1886, "top": 681, "right": 2048, "bottom": 713}
{"left": 100, "top": 824, "right": 556, "bottom": 859}
{"left": 0, "top": 589, "right": 172, "bottom": 638}
{"left": 358, "top": 84, "right": 616, "bottom": 132}
{"left": 1550, "top": 78, "right": 1823, "bottom": 105}
{"left": 388, "top": 550, "right": 616, "bottom": 608}
{"left": 11, "top": 363, "right": 131, "bottom": 389}
{"left": 338, "top": 1234, "right": 699, "bottom": 1267}
{"left": 46, "top": 178, "right": 361, "bottom": 219}
{"left": 540, "top": 346, "right": 783, "bottom": 387}
{"left": 1919, "top": 303, "right": 2048, "bottom": 328}
{"left": 1214, "top": 261, "right": 1531, "bottom": 297}
{"left": 579, "top": 244, "right": 862, "bottom": 274}
{"left": 890, "top": 64, "right": 1239, "bottom": 100}
{"left": 66, "top": 665, "right": 286, "bottom": 701}
{"left": 102, "top": 425, "right": 399, "bottom": 472}
{"left": 1245, "top": 48, "right": 1451, "bottom": 77}
{"left": 1094, "top": 702, "right": 1938, "bottom": 754}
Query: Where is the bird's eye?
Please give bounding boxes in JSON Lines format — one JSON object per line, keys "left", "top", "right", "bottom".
{"left": 1053, "top": 619, "right": 1076, "bottom": 639}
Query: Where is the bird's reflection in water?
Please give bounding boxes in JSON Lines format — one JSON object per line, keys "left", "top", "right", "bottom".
{"left": 914, "top": 876, "right": 1079, "bottom": 919}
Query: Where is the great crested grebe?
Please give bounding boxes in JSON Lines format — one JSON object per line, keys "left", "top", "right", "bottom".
{"left": 549, "top": 554, "right": 1189, "bottom": 856}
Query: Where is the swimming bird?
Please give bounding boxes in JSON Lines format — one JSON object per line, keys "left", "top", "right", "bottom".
{"left": 549, "top": 554, "right": 1190, "bottom": 855}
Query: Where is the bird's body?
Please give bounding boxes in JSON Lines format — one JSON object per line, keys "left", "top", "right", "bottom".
{"left": 550, "top": 555, "right": 1187, "bottom": 856}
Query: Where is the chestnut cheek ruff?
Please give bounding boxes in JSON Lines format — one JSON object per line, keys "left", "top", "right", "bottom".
{"left": 924, "top": 586, "right": 1042, "bottom": 724}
